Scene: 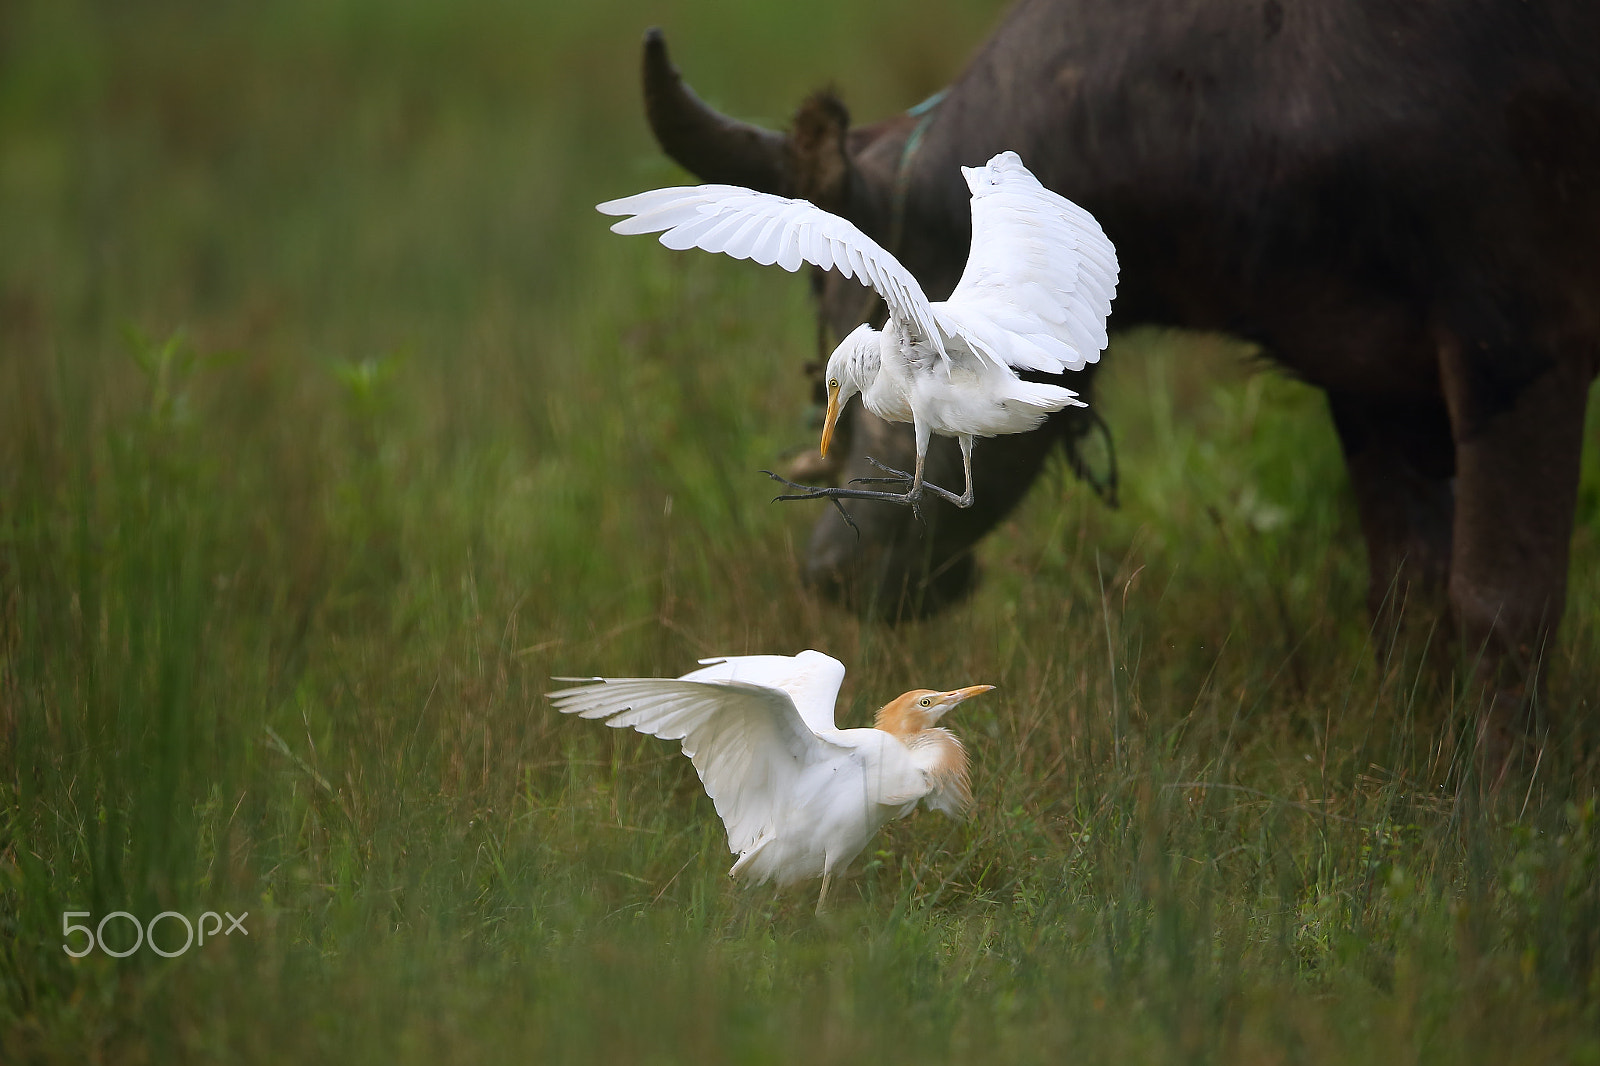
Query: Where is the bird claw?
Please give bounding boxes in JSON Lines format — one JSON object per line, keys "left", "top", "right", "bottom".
{"left": 855, "top": 458, "right": 973, "bottom": 509}
{"left": 857, "top": 456, "right": 970, "bottom": 507}
{"left": 760, "top": 471, "right": 862, "bottom": 536}
{"left": 831, "top": 496, "right": 862, "bottom": 538}
{"left": 758, "top": 469, "right": 930, "bottom": 526}
{"left": 919, "top": 482, "right": 974, "bottom": 508}
{"left": 762, "top": 469, "right": 834, "bottom": 498}
{"left": 863, "top": 456, "right": 916, "bottom": 480}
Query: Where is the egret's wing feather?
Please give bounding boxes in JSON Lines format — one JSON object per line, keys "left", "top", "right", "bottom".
{"left": 598, "top": 186, "right": 944, "bottom": 355}
{"left": 547, "top": 676, "right": 846, "bottom": 857}
{"left": 683, "top": 650, "right": 848, "bottom": 735}
{"left": 934, "top": 152, "right": 1119, "bottom": 374}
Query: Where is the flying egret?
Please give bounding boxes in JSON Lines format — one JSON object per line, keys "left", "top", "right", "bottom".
{"left": 548, "top": 650, "right": 992, "bottom": 911}
{"left": 597, "top": 150, "right": 1118, "bottom": 511}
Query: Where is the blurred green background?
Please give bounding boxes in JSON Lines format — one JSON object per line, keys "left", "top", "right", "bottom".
{"left": 2, "top": 1, "right": 1598, "bottom": 1062}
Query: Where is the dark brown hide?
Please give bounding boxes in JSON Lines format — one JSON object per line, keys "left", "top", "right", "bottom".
{"left": 636, "top": 3, "right": 1600, "bottom": 705}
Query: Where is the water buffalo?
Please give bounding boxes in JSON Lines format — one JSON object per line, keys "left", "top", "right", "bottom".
{"left": 634, "top": 1, "right": 1600, "bottom": 719}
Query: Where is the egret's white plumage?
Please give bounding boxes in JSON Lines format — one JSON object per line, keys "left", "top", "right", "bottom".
{"left": 597, "top": 151, "right": 1119, "bottom": 509}
{"left": 548, "top": 650, "right": 991, "bottom": 909}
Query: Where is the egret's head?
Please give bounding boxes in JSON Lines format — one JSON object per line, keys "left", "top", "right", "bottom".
{"left": 820, "top": 323, "right": 879, "bottom": 458}
{"left": 875, "top": 684, "right": 995, "bottom": 735}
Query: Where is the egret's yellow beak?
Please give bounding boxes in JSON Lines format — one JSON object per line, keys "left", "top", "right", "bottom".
{"left": 819, "top": 381, "right": 842, "bottom": 457}
{"left": 927, "top": 684, "right": 994, "bottom": 722}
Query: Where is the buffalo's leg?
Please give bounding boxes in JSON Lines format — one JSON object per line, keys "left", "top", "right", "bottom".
{"left": 1326, "top": 392, "right": 1456, "bottom": 645}
{"left": 1437, "top": 334, "right": 1594, "bottom": 747}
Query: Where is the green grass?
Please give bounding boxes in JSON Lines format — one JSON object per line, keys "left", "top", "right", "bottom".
{"left": 3, "top": 1, "right": 1599, "bottom": 1061}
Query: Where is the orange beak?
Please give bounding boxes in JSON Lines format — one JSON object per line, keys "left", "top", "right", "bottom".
{"left": 927, "top": 684, "right": 994, "bottom": 722}
{"left": 819, "top": 381, "right": 841, "bottom": 457}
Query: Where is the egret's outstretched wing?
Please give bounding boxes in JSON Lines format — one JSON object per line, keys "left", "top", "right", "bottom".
{"left": 935, "top": 151, "right": 1119, "bottom": 374}
{"left": 547, "top": 675, "right": 846, "bottom": 857}
{"left": 598, "top": 185, "right": 944, "bottom": 354}
{"left": 680, "top": 650, "right": 847, "bottom": 736}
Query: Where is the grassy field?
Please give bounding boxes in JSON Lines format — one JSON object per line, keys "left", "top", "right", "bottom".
{"left": 3, "top": 1, "right": 1599, "bottom": 1061}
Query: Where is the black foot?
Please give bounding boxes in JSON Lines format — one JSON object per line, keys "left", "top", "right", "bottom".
{"left": 848, "top": 458, "right": 915, "bottom": 489}
{"left": 759, "top": 470, "right": 928, "bottom": 525}
{"left": 857, "top": 457, "right": 973, "bottom": 508}
{"left": 860, "top": 456, "right": 916, "bottom": 482}
{"left": 926, "top": 484, "right": 975, "bottom": 508}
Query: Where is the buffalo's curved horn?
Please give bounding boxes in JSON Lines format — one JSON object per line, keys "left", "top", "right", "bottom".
{"left": 642, "top": 27, "right": 792, "bottom": 194}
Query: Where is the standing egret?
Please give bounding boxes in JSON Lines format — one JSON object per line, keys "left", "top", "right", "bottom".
{"left": 548, "top": 650, "right": 992, "bottom": 911}
{"left": 597, "top": 150, "right": 1118, "bottom": 511}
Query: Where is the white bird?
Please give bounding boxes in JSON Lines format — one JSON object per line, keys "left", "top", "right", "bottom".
{"left": 596, "top": 150, "right": 1118, "bottom": 511}
{"left": 548, "top": 650, "right": 992, "bottom": 911}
